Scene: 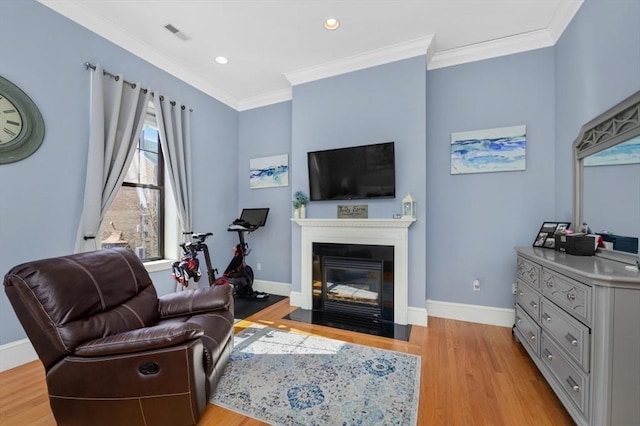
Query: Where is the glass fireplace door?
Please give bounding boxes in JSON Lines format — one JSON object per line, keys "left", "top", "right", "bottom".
{"left": 322, "top": 257, "right": 383, "bottom": 317}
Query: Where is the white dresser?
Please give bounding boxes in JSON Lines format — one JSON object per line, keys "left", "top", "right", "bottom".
{"left": 514, "top": 247, "right": 640, "bottom": 426}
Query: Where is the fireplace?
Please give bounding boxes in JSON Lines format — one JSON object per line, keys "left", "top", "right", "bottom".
{"left": 285, "top": 228, "right": 413, "bottom": 341}
{"left": 312, "top": 243, "right": 394, "bottom": 322}
{"left": 292, "top": 218, "right": 415, "bottom": 324}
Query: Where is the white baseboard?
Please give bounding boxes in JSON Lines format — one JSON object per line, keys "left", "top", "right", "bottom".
{"left": 0, "top": 282, "right": 290, "bottom": 373}
{"left": 408, "top": 306, "right": 428, "bottom": 326}
{"left": 289, "top": 290, "right": 303, "bottom": 307}
{"left": 427, "top": 299, "right": 515, "bottom": 328}
{"left": 252, "top": 279, "right": 291, "bottom": 297}
{"left": 0, "top": 298, "right": 511, "bottom": 373}
{"left": 0, "top": 338, "right": 38, "bottom": 372}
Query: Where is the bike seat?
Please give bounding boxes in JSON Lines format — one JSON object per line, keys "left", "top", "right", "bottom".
{"left": 192, "top": 232, "right": 213, "bottom": 242}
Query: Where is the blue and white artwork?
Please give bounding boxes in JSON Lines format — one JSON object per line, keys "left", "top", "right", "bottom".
{"left": 250, "top": 154, "right": 289, "bottom": 189}
{"left": 451, "top": 125, "right": 526, "bottom": 175}
{"left": 584, "top": 136, "right": 640, "bottom": 166}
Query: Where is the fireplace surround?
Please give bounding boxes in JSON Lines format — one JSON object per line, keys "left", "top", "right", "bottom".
{"left": 292, "top": 218, "right": 415, "bottom": 325}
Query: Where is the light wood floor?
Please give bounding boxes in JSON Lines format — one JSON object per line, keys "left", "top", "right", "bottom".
{"left": 0, "top": 298, "right": 574, "bottom": 425}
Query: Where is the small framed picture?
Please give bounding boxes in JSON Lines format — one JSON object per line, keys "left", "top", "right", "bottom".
{"left": 532, "top": 222, "right": 571, "bottom": 248}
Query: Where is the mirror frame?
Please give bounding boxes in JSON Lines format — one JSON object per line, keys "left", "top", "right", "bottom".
{"left": 573, "top": 90, "right": 640, "bottom": 264}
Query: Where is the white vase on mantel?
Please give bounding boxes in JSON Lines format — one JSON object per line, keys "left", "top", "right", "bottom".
{"left": 294, "top": 205, "right": 307, "bottom": 219}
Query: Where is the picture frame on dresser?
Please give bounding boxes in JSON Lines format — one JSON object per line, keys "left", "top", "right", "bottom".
{"left": 532, "top": 222, "right": 571, "bottom": 248}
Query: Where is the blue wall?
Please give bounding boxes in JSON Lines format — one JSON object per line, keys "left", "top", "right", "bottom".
{"left": 554, "top": 0, "right": 640, "bottom": 221}
{"left": 2, "top": 0, "right": 639, "bottom": 348}
{"left": 0, "top": 0, "right": 239, "bottom": 344}
{"left": 425, "top": 48, "right": 556, "bottom": 307}
{"left": 289, "top": 56, "right": 427, "bottom": 306}
{"left": 238, "top": 102, "right": 292, "bottom": 283}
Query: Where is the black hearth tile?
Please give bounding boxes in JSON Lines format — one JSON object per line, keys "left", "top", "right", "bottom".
{"left": 285, "top": 308, "right": 411, "bottom": 341}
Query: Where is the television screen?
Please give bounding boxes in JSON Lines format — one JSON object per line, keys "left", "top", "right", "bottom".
{"left": 307, "top": 142, "right": 395, "bottom": 201}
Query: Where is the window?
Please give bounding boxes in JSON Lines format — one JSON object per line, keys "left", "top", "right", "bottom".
{"left": 99, "top": 102, "right": 164, "bottom": 262}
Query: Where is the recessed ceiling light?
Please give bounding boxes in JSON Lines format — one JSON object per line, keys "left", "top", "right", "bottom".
{"left": 323, "top": 17, "right": 340, "bottom": 31}
{"left": 215, "top": 56, "right": 229, "bottom": 65}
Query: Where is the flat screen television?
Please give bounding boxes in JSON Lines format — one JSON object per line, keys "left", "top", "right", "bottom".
{"left": 307, "top": 142, "right": 395, "bottom": 201}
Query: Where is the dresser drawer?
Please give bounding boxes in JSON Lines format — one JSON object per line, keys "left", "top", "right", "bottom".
{"left": 541, "top": 269, "right": 592, "bottom": 325}
{"left": 540, "top": 299, "right": 590, "bottom": 372}
{"left": 541, "top": 334, "right": 590, "bottom": 417}
{"left": 517, "top": 256, "right": 541, "bottom": 289}
{"left": 516, "top": 279, "right": 540, "bottom": 321}
{"left": 515, "top": 305, "right": 540, "bottom": 356}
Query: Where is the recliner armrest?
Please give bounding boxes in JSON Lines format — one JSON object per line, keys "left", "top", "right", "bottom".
{"left": 158, "top": 284, "right": 232, "bottom": 319}
{"left": 74, "top": 322, "right": 203, "bottom": 357}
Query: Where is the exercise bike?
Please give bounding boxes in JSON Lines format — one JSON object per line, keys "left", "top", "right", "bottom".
{"left": 221, "top": 208, "right": 270, "bottom": 299}
{"left": 171, "top": 208, "right": 270, "bottom": 299}
{"left": 171, "top": 232, "right": 216, "bottom": 287}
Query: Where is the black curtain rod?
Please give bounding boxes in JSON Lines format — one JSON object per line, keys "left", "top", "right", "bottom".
{"left": 84, "top": 62, "right": 192, "bottom": 111}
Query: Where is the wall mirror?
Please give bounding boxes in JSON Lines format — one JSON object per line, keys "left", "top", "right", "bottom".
{"left": 573, "top": 90, "right": 640, "bottom": 263}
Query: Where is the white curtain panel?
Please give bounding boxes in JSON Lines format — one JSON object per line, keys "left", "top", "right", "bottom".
{"left": 74, "top": 64, "right": 150, "bottom": 252}
{"left": 153, "top": 95, "right": 193, "bottom": 242}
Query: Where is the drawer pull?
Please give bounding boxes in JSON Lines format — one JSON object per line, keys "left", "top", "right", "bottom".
{"left": 529, "top": 332, "right": 536, "bottom": 341}
{"left": 546, "top": 280, "right": 554, "bottom": 288}
{"left": 518, "top": 291, "right": 524, "bottom": 297}
{"left": 566, "top": 376, "right": 580, "bottom": 393}
{"left": 543, "top": 349, "right": 553, "bottom": 361}
{"left": 566, "top": 333, "right": 578, "bottom": 346}
{"left": 567, "top": 292, "right": 576, "bottom": 301}
{"left": 529, "top": 301, "right": 538, "bottom": 309}
{"left": 516, "top": 316, "right": 522, "bottom": 324}
{"left": 542, "top": 313, "right": 552, "bottom": 322}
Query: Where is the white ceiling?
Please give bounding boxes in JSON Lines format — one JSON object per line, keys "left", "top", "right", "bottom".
{"left": 39, "top": 0, "right": 583, "bottom": 111}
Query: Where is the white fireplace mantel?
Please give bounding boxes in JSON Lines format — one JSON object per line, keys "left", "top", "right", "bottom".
{"left": 293, "top": 217, "right": 416, "bottom": 325}
{"left": 292, "top": 218, "right": 415, "bottom": 229}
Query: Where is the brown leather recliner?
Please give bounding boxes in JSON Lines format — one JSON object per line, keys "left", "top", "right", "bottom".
{"left": 3, "top": 247, "right": 234, "bottom": 426}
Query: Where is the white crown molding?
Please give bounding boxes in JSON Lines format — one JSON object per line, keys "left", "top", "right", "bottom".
{"left": 547, "top": 0, "right": 584, "bottom": 42}
{"left": 427, "top": 1, "right": 583, "bottom": 70}
{"left": 285, "top": 35, "right": 434, "bottom": 87}
{"left": 37, "top": 0, "right": 241, "bottom": 110}
{"left": 428, "top": 29, "right": 555, "bottom": 70}
{"left": 38, "top": 0, "right": 581, "bottom": 110}
{"left": 237, "top": 87, "right": 292, "bottom": 111}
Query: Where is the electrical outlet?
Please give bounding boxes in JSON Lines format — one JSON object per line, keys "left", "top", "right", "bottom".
{"left": 256, "top": 263, "right": 262, "bottom": 271}
{"left": 512, "top": 283, "right": 517, "bottom": 294}
{"left": 473, "top": 279, "right": 480, "bottom": 291}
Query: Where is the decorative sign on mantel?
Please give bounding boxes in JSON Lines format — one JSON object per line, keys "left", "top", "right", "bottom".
{"left": 337, "top": 205, "right": 368, "bottom": 219}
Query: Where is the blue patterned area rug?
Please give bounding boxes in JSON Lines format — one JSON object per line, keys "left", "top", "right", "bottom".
{"left": 210, "top": 325, "right": 420, "bottom": 425}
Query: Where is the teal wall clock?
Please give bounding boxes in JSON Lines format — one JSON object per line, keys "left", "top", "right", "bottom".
{"left": 0, "top": 76, "right": 45, "bottom": 164}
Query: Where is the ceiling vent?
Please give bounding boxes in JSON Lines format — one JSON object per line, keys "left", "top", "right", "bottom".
{"left": 164, "top": 23, "right": 189, "bottom": 41}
